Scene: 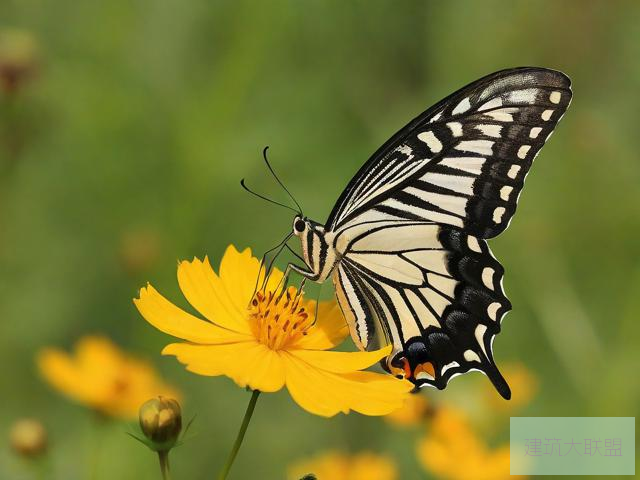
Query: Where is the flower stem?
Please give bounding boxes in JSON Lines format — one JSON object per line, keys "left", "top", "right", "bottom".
{"left": 158, "top": 451, "right": 171, "bottom": 480}
{"left": 217, "top": 390, "right": 260, "bottom": 480}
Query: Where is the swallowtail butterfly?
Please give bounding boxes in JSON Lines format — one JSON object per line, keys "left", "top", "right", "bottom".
{"left": 263, "top": 67, "right": 572, "bottom": 399}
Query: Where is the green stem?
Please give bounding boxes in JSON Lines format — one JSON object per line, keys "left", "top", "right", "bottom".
{"left": 217, "top": 390, "right": 260, "bottom": 480}
{"left": 158, "top": 451, "right": 171, "bottom": 480}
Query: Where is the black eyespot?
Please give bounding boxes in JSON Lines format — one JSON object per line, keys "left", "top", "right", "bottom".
{"left": 294, "top": 219, "right": 306, "bottom": 233}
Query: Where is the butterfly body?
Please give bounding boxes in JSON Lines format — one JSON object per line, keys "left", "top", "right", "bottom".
{"left": 288, "top": 68, "right": 572, "bottom": 399}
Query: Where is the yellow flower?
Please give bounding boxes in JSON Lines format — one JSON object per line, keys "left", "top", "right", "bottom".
{"left": 288, "top": 451, "right": 398, "bottom": 480}
{"left": 37, "top": 336, "right": 179, "bottom": 419}
{"left": 134, "top": 245, "right": 412, "bottom": 417}
{"left": 417, "top": 407, "right": 527, "bottom": 480}
{"left": 385, "top": 392, "right": 431, "bottom": 427}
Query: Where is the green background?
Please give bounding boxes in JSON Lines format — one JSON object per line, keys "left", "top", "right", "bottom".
{"left": 1, "top": 0, "right": 638, "bottom": 478}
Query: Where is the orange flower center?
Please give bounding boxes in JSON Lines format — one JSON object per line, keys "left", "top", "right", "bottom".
{"left": 248, "top": 287, "right": 313, "bottom": 350}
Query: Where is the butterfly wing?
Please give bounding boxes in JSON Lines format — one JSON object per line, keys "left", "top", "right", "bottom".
{"left": 326, "top": 67, "right": 571, "bottom": 397}
{"left": 326, "top": 67, "right": 572, "bottom": 238}
{"left": 332, "top": 221, "right": 512, "bottom": 398}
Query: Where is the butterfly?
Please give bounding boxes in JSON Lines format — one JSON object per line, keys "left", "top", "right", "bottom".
{"left": 247, "top": 67, "right": 571, "bottom": 399}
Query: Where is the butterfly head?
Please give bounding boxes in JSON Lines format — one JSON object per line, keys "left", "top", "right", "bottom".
{"left": 292, "top": 215, "right": 309, "bottom": 237}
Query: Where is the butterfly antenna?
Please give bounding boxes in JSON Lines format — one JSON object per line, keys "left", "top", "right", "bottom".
{"left": 240, "top": 179, "right": 300, "bottom": 214}
{"left": 262, "top": 146, "right": 303, "bottom": 215}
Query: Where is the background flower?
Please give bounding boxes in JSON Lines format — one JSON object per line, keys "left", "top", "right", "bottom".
{"left": 384, "top": 392, "right": 431, "bottom": 428}
{"left": 38, "top": 336, "right": 179, "bottom": 418}
{"left": 135, "top": 245, "right": 413, "bottom": 417}
{"left": 288, "top": 451, "right": 398, "bottom": 480}
{"left": 417, "top": 407, "right": 525, "bottom": 480}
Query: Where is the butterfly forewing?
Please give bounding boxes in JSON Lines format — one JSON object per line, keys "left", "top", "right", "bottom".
{"left": 327, "top": 67, "right": 572, "bottom": 238}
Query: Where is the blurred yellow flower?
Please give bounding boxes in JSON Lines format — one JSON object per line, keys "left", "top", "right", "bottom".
{"left": 484, "top": 362, "right": 537, "bottom": 411}
{"left": 288, "top": 451, "right": 398, "bottom": 480}
{"left": 134, "top": 245, "right": 412, "bottom": 417}
{"left": 385, "top": 392, "right": 430, "bottom": 427}
{"left": 38, "top": 336, "right": 178, "bottom": 419}
{"left": 417, "top": 407, "right": 526, "bottom": 480}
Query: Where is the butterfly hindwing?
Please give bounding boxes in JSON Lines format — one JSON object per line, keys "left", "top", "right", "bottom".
{"left": 332, "top": 221, "right": 512, "bottom": 397}
{"left": 327, "top": 67, "right": 572, "bottom": 239}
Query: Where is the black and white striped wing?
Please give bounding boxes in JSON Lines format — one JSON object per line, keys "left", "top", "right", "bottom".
{"left": 326, "top": 67, "right": 572, "bottom": 238}
{"left": 332, "top": 221, "right": 512, "bottom": 398}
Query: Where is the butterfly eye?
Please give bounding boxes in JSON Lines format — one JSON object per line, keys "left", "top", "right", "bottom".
{"left": 294, "top": 219, "right": 306, "bottom": 233}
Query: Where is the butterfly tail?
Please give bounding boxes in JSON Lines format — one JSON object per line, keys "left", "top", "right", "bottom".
{"left": 485, "top": 362, "right": 511, "bottom": 400}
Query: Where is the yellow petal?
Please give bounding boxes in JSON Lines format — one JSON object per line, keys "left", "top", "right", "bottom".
{"left": 294, "top": 300, "right": 349, "bottom": 350}
{"left": 163, "top": 342, "right": 285, "bottom": 393}
{"left": 282, "top": 353, "right": 412, "bottom": 417}
{"left": 288, "top": 345, "right": 392, "bottom": 373}
{"left": 218, "top": 245, "right": 283, "bottom": 315}
{"left": 37, "top": 349, "right": 95, "bottom": 404}
{"left": 177, "top": 256, "right": 251, "bottom": 334}
{"left": 134, "top": 285, "right": 250, "bottom": 344}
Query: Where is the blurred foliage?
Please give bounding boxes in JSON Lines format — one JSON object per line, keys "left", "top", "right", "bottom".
{"left": 1, "top": 0, "right": 638, "bottom": 478}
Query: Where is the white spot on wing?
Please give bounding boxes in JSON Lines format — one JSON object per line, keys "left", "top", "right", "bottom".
{"left": 475, "top": 124, "right": 502, "bottom": 138}
{"left": 467, "top": 236, "right": 482, "bottom": 253}
{"left": 429, "top": 111, "right": 443, "bottom": 123}
{"left": 452, "top": 97, "right": 471, "bottom": 115}
{"left": 417, "top": 131, "right": 443, "bottom": 153}
{"left": 507, "top": 88, "right": 538, "bottom": 104}
{"left": 478, "top": 97, "right": 502, "bottom": 111}
{"left": 529, "top": 127, "right": 542, "bottom": 139}
{"left": 421, "top": 172, "right": 474, "bottom": 196}
{"left": 440, "top": 157, "right": 486, "bottom": 175}
{"left": 441, "top": 361, "right": 460, "bottom": 375}
{"left": 493, "top": 206, "right": 506, "bottom": 223}
{"left": 464, "top": 350, "right": 481, "bottom": 362}
{"left": 447, "top": 122, "right": 463, "bottom": 137}
{"left": 484, "top": 108, "right": 516, "bottom": 122}
{"left": 541, "top": 109, "right": 553, "bottom": 121}
{"left": 415, "top": 371, "right": 434, "bottom": 380}
{"left": 396, "top": 145, "right": 413, "bottom": 155}
{"left": 405, "top": 187, "right": 468, "bottom": 217}
{"left": 455, "top": 140, "right": 493, "bottom": 155}
{"left": 482, "top": 267, "right": 494, "bottom": 290}
{"left": 517, "top": 145, "right": 531, "bottom": 159}
{"left": 487, "top": 302, "right": 501, "bottom": 321}
{"left": 475, "top": 324, "right": 488, "bottom": 355}
{"left": 549, "top": 91, "right": 561, "bottom": 104}
{"left": 500, "top": 185, "right": 513, "bottom": 201}
{"left": 507, "top": 165, "right": 521, "bottom": 179}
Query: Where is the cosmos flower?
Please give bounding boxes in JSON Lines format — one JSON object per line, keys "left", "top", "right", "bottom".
{"left": 38, "top": 336, "right": 178, "bottom": 418}
{"left": 288, "top": 451, "right": 398, "bottom": 480}
{"left": 416, "top": 406, "right": 526, "bottom": 480}
{"left": 384, "top": 391, "right": 431, "bottom": 427}
{"left": 134, "top": 245, "right": 412, "bottom": 417}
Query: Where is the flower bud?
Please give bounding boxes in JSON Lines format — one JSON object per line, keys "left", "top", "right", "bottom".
{"left": 10, "top": 419, "right": 47, "bottom": 458}
{"left": 139, "top": 396, "right": 182, "bottom": 452}
{"left": 0, "top": 28, "right": 39, "bottom": 94}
